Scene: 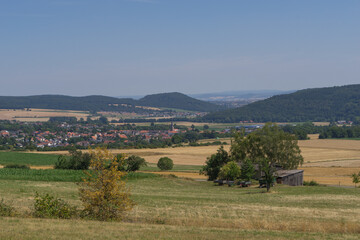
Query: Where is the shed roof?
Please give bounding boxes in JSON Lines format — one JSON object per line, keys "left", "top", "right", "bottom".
{"left": 276, "top": 169, "right": 304, "bottom": 178}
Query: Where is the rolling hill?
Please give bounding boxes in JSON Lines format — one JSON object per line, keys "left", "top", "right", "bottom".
{"left": 0, "top": 93, "right": 223, "bottom": 113}
{"left": 202, "top": 84, "right": 360, "bottom": 123}
{"left": 138, "top": 92, "right": 223, "bottom": 112}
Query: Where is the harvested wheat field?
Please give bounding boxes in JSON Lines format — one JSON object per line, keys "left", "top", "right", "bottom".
{"left": 0, "top": 108, "right": 91, "bottom": 122}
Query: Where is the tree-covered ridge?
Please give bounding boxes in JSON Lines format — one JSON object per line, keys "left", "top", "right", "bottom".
{"left": 202, "top": 84, "right": 360, "bottom": 122}
{"left": 0, "top": 93, "right": 223, "bottom": 113}
{"left": 138, "top": 92, "right": 224, "bottom": 112}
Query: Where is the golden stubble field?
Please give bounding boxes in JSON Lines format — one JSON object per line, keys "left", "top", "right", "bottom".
{"left": 0, "top": 109, "right": 92, "bottom": 122}
{"left": 36, "top": 137, "right": 360, "bottom": 186}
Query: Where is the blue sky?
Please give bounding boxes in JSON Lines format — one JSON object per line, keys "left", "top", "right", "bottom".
{"left": 1, "top": 0, "right": 359, "bottom": 96}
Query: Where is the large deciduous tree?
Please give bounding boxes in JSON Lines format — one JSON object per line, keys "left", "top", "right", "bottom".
{"left": 231, "top": 123, "right": 304, "bottom": 192}
{"left": 201, "top": 146, "right": 230, "bottom": 180}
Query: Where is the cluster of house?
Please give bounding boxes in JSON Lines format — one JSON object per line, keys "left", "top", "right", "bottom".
{"left": 0, "top": 123, "right": 184, "bottom": 148}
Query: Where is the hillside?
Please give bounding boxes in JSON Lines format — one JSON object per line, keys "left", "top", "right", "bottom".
{"left": 138, "top": 92, "right": 224, "bottom": 112}
{"left": 202, "top": 84, "right": 360, "bottom": 122}
{"left": 0, "top": 93, "right": 223, "bottom": 113}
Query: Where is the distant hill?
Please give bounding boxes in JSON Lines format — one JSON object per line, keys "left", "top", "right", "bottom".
{"left": 0, "top": 93, "right": 223, "bottom": 113}
{"left": 190, "top": 90, "right": 294, "bottom": 102}
{"left": 202, "top": 84, "right": 360, "bottom": 123}
{"left": 138, "top": 92, "right": 224, "bottom": 112}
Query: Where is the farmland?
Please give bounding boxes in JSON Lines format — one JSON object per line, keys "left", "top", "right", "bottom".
{"left": 0, "top": 174, "right": 359, "bottom": 239}
{"left": 24, "top": 136, "right": 360, "bottom": 186}
{"left": 0, "top": 109, "right": 92, "bottom": 122}
{"left": 1, "top": 131, "right": 360, "bottom": 239}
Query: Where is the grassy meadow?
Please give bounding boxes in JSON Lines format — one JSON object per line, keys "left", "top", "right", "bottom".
{"left": 0, "top": 151, "right": 58, "bottom": 166}
{"left": 0, "top": 173, "right": 360, "bottom": 239}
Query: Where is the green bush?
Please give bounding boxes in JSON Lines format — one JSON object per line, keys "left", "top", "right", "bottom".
{"left": 157, "top": 157, "right": 174, "bottom": 170}
{"left": 303, "top": 180, "right": 319, "bottom": 186}
{"left": 0, "top": 199, "right": 15, "bottom": 217}
{"left": 218, "top": 161, "right": 241, "bottom": 181}
{"left": 54, "top": 150, "right": 92, "bottom": 170}
{"left": 125, "top": 155, "right": 147, "bottom": 172}
{"left": 4, "top": 164, "right": 30, "bottom": 169}
{"left": 33, "top": 192, "right": 77, "bottom": 219}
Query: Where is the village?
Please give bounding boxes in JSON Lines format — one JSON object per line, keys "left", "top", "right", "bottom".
{"left": 0, "top": 120, "right": 236, "bottom": 150}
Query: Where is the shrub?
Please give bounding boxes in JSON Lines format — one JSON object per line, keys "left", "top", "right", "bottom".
{"left": 218, "top": 161, "right": 241, "bottom": 181}
{"left": 78, "top": 148, "right": 134, "bottom": 221}
{"left": 0, "top": 199, "right": 15, "bottom": 217}
{"left": 125, "top": 155, "right": 147, "bottom": 172}
{"left": 115, "top": 154, "right": 147, "bottom": 172}
{"left": 4, "top": 164, "right": 30, "bottom": 169}
{"left": 303, "top": 180, "right": 319, "bottom": 186}
{"left": 33, "top": 192, "right": 77, "bottom": 219}
{"left": 200, "top": 146, "right": 230, "bottom": 180}
{"left": 54, "top": 150, "right": 92, "bottom": 170}
{"left": 157, "top": 157, "right": 173, "bottom": 170}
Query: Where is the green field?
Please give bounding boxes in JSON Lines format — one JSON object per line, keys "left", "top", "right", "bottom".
{"left": 0, "top": 173, "right": 359, "bottom": 239}
{"left": 0, "top": 169, "right": 157, "bottom": 182}
{"left": 0, "top": 152, "right": 59, "bottom": 166}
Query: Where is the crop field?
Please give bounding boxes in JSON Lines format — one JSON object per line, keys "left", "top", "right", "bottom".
{"left": 5, "top": 136, "right": 360, "bottom": 185}
{"left": 0, "top": 174, "right": 360, "bottom": 239}
{"left": 0, "top": 152, "right": 58, "bottom": 166}
{"left": 0, "top": 108, "right": 91, "bottom": 122}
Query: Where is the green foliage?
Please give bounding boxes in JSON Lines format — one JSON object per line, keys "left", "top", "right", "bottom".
{"left": 202, "top": 84, "right": 360, "bottom": 122}
{"left": 319, "top": 125, "right": 360, "bottom": 139}
{"left": 218, "top": 161, "right": 241, "bottom": 181}
{"left": 0, "top": 152, "right": 58, "bottom": 166}
{"left": 78, "top": 148, "right": 134, "bottom": 221}
{"left": 0, "top": 169, "right": 85, "bottom": 182}
{"left": 33, "top": 192, "right": 77, "bottom": 219}
{"left": 303, "top": 180, "right": 319, "bottom": 186}
{"left": 4, "top": 164, "right": 30, "bottom": 169}
{"left": 231, "top": 123, "right": 304, "bottom": 192}
{"left": 54, "top": 150, "right": 92, "bottom": 170}
{"left": 125, "top": 155, "right": 147, "bottom": 172}
{"left": 157, "top": 157, "right": 174, "bottom": 170}
{"left": 201, "top": 146, "right": 230, "bottom": 180}
{"left": 0, "top": 199, "right": 15, "bottom": 217}
{"left": 351, "top": 172, "right": 360, "bottom": 188}
{"left": 240, "top": 158, "right": 255, "bottom": 181}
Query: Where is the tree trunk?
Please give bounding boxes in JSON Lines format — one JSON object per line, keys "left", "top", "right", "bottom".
{"left": 266, "top": 182, "right": 270, "bottom": 192}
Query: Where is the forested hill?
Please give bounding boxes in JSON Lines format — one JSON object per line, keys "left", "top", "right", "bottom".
{"left": 0, "top": 93, "right": 223, "bottom": 112}
{"left": 201, "top": 84, "right": 360, "bottom": 123}
{"left": 0, "top": 95, "right": 136, "bottom": 112}
{"left": 138, "top": 92, "right": 224, "bottom": 112}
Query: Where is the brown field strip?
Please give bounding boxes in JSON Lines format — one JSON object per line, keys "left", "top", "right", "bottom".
{"left": 0, "top": 108, "right": 91, "bottom": 122}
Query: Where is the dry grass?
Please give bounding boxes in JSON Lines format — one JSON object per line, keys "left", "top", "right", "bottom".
{"left": 1, "top": 176, "right": 360, "bottom": 239}
{"left": 0, "top": 108, "right": 91, "bottom": 122}
{"left": 300, "top": 167, "right": 360, "bottom": 186}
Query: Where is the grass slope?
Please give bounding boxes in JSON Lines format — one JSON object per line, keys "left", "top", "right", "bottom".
{"left": 0, "top": 175, "right": 359, "bottom": 239}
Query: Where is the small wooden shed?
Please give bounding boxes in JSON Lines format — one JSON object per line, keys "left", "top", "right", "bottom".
{"left": 276, "top": 170, "right": 304, "bottom": 186}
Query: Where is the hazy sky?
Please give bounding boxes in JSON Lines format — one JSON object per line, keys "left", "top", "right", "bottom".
{"left": 1, "top": 0, "right": 359, "bottom": 96}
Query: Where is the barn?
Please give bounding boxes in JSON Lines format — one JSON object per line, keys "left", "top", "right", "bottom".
{"left": 276, "top": 169, "right": 304, "bottom": 186}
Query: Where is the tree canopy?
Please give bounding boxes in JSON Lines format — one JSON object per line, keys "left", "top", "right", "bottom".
{"left": 231, "top": 123, "right": 304, "bottom": 191}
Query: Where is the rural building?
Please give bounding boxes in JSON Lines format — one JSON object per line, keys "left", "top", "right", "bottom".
{"left": 276, "top": 170, "right": 304, "bottom": 186}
